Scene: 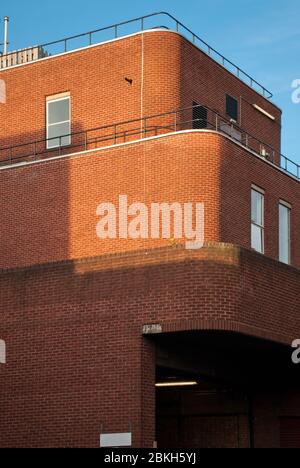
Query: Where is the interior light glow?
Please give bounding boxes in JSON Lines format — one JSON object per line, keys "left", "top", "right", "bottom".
{"left": 155, "top": 381, "right": 198, "bottom": 388}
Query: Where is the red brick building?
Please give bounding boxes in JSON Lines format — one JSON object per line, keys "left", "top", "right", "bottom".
{"left": 0, "top": 12, "right": 299, "bottom": 448}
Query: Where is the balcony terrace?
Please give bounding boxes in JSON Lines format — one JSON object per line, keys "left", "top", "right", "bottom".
{"left": 0, "top": 104, "right": 299, "bottom": 180}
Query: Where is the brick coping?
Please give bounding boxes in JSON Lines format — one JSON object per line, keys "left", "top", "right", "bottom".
{"left": 0, "top": 242, "right": 299, "bottom": 275}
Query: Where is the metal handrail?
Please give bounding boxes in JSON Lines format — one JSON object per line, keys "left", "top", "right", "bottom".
{"left": 0, "top": 104, "right": 298, "bottom": 179}
{"left": 0, "top": 12, "right": 272, "bottom": 98}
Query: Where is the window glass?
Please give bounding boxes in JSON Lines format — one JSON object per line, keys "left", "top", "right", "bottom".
{"left": 47, "top": 99, "right": 70, "bottom": 124}
{"left": 251, "top": 188, "right": 264, "bottom": 253}
{"left": 279, "top": 203, "right": 291, "bottom": 264}
{"left": 226, "top": 95, "right": 238, "bottom": 121}
{"left": 47, "top": 122, "right": 71, "bottom": 148}
{"left": 251, "top": 190, "right": 263, "bottom": 225}
{"left": 251, "top": 224, "right": 263, "bottom": 253}
{"left": 47, "top": 96, "right": 70, "bottom": 149}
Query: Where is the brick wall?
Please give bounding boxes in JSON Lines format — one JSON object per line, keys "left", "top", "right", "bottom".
{"left": 178, "top": 34, "right": 281, "bottom": 152}
{"left": 0, "top": 244, "right": 298, "bottom": 447}
{"left": 0, "top": 30, "right": 281, "bottom": 155}
{"left": 0, "top": 132, "right": 298, "bottom": 270}
{"left": 0, "top": 26, "right": 298, "bottom": 449}
{"left": 0, "top": 31, "right": 181, "bottom": 152}
{"left": 219, "top": 135, "right": 300, "bottom": 267}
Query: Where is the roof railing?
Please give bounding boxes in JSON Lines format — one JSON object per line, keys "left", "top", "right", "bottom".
{"left": 0, "top": 12, "right": 272, "bottom": 98}
{"left": 0, "top": 104, "right": 298, "bottom": 179}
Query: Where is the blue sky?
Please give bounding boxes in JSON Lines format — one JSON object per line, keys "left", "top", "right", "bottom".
{"left": 1, "top": 0, "right": 299, "bottom": 163}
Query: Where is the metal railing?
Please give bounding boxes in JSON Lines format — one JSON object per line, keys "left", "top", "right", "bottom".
{"left": 0, "top": 104, "right": 298, "bottom": 180}
{"left": 0, "top": 12, "right": 272, "bottom": 98}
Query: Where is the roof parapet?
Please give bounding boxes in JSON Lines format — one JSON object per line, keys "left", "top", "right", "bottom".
{"left": 0, "top": 12, "right": 273, "bottom": 99}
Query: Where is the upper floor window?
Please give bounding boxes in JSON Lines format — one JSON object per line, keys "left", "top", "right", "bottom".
{"left": 251, "top": 186, "right": 264, "bottom": 254}
{"left": 46, "top": 94, "right": 71, "bottom": 149}
{"left": 279, "top": 201, "right": 291, "bottom": 265}
{"left": 0, "top": 339, "right": 5, "bottom": 364}
{"left": 226, "top": 94, "right": 238, "bottom": 122}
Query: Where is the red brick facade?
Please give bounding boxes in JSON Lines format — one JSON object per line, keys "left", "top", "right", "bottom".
{"left": 0, "top": 245, "right": 299, "bottom": 447}
{"left": 0, "top": 30, "right": 281, "bottom": 152}
{"left": 0, "top": 132, "right": 298, "bottom": 270}
{"left": 0, "top": 27, "right": 299, "bottom": 448}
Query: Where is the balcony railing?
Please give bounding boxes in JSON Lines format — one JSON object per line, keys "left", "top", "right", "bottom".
{"left": 0, "top": 105, "right": 299, "bottom": 180}
{"left": 0, "top": 12, "right": 272, "bottom": 98}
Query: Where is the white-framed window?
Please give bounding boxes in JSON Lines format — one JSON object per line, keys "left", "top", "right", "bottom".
{"left": 251, "top": 186, "right": 264, "bottom": 254}
{"left": 279, "top": 201, "right": 291, "bottom": 265}
{"left": 0, "top": 339, "right": 6, "bottom": 364}
{"left": 46, "top": 94, "right": 71, "bottom": 149}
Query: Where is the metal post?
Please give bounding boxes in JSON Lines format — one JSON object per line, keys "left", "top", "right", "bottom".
{"left": 3, "top": 17, "right": 9, "bottom": 55}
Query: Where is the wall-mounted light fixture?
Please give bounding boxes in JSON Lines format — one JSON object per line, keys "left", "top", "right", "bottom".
{"left": 253, "top": 104, "right": 275, "bottom": 121}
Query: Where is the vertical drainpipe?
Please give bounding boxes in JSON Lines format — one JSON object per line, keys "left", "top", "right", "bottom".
{"left": 141, "top": 32, "right": 145, "bottom": 133}
{"left": 141, "top": 32, "right": 147, "bottom": 250}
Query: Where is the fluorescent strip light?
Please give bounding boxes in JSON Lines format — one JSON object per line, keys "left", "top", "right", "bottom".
{"left": 155, "top": 381, "right": 198, "bottom": 388}
{"left": 253, "top": 104, "right": 276, "bottom": 121}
